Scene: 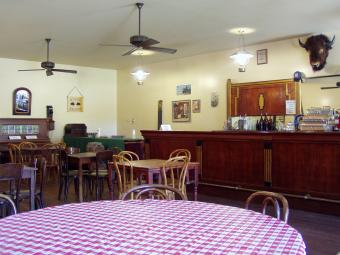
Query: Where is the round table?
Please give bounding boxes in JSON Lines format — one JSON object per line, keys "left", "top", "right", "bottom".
{"left": 0, "top": 200, "right": 306, "bottom": 254}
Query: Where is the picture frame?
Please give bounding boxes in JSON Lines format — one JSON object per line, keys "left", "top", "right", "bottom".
{"left": 176, "top": 84, "right": 191, "bottom": 95}
{"left": 13, "top": 87, "right": 32, "bottom": 115}
{"left": 172, "top": 100, "right": 191, "bottom": 122}
{"left": 192, "top": 99, "right": 201, "bottom": 113}
{"left": 257, "top": 49, "right": 268, "bottom": 65}
{"left": 67, "top": 96, "right": 84, "bottom": 112}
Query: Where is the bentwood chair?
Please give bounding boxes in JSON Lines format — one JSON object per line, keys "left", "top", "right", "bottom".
{"left": 18, "top": 141, "right": 38, "bottom": 149}
{"left": 18, "top": 142, "right": 38, "bottom": 167}
{"left": 8, "top": 144, "right": 21, "bottom": 163}
{"left": 169, "top": 149, "right": 192, "bottom": 184}
{"left": 0, "top": 194, "right": 17, "bottom": 218}
{"left": 245, "top": 191, "right": 290, "bottom": 223}
{"left": 118, "top": 151, "right": 139, "bottom": 161}
{"left": 161, "top": 156, "right": 189, "bottom": 198}
{"left": 0, "top": 163, "right": 23, "bottom": 211}
{"left": 121, "top": 184, "right": 187, "bottom": 200}
{"left": 40, "top": 143, "right": 61, "bottom": 181}
{"left": 111, "top": 155, "right": 137, "bottom": 199}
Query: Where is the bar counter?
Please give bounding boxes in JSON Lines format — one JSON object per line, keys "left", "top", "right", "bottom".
{"left": 141, "top": 130, "right": 340, "bottom": 203}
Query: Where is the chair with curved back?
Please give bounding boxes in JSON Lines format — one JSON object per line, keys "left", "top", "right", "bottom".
{"left": 111, "top": 154, "right": 137, "bottom": 199}
{"left": 8, "top": 144, "right": 21, "bottom": 163}
{"left": 18, "top": 142, "right": 38, "bottom": 167}
{"left": 40, "top": 143, "right": 61, "bottom": 181}
{"left": 118, "top": 150, "right": 139, "bottom": 161}
{"left": 121, "top": 184, "right": 187, "bottom": 200}
{"left": 18, "top": 142, "right": 38, "bottom": 149}
{"left": 169, "top": 149, "right": 192, "bottom": 185}
{"left": 245, "top": 191, "right": 289, "bottom": 223}
{"left": 0, "top": 194, "right": 17, "bottom": 218}
{"left": 162, "top": 155, "right": 189, "bottom": 198}
{"left": 0, "top": 163, "right": 23, "bottom": 212}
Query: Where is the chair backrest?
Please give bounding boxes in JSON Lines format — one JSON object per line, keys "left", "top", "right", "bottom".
{"left": 96, "top": 150, "right": 114, "bottom": 170}
{"left": 57, "top": 142, "right": 67, "bottom": 150}
{"left": 18, "top": 141, "right": 38, "bottom": 149}
{"left": 169, "top": 149, "right": 191, "bottom": 161}
{"left": 40, "top": 143, "right": 61, "bottom": 167}
{"left": 0, "top": 194, "right": 17, "bottom": 218}
{"left": 121, "top": 184, "right": 187, "bottom": 200}
{"left": 118, "top": 150, "right": 139, "bottom": 161}
{"left": 245, "top": 191, "right": 289, "bottom": 223}
{"left": 162, "top": 156, "right": 189, "bottom": 197}
{"left": 110, "top": 155, "right": 135, "bottom": 199}
{"left": 0, "top": 163, "right": 23, "bottom": 210}
{"left": 8, "top": 143, "right": 21, "bottom": 163}
{"left": 37, "top": 158, "right": 47, "bottom": 195}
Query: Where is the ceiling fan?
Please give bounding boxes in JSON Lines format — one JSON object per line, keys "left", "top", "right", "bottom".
{"left": 321, "top": 82, "right": 340, "bottom": 90}
{"left": 18, "top": 38, "right": 77, "bottom": 76}
{"left": 100, "top": 2, "right": 177, "bottom": 56}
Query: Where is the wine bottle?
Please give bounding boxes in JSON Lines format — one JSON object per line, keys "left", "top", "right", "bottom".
{"left": 259, "top": 114, "right": 264, "bottom": 131}
{"left": 264, "top": 113, "right": 269, "bottom": 131}
{"left": 268, "top": 115, "right": 273, "bottom": 131}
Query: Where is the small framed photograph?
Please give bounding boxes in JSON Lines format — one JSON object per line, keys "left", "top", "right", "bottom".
{"left": 257, "top": 49, "right": 268, "bottom": 65}
{"left": 192, "top": 99, "right": 201, "bottom": 113}
{"left": 176, "top": 84, "right": 191, "bottom": 95}
{"left": 13, "top": 87, "right": 32, "bottom": 115}
{"left": 172, "top": 100, "right": 191, "bottom": 122}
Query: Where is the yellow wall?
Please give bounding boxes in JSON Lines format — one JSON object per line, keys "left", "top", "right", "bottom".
{"left": 117, "top": 36, "right": 340, "bottom": 138}
{"left": 0, "top": 58, "right": 117, "bottom": 142}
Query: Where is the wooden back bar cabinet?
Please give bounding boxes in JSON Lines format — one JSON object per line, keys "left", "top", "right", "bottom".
{"left": 141, "top": 130, "right": 340, "bottom": 204}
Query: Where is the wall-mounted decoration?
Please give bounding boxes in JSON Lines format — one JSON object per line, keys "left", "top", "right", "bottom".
{"left": 211, "top": 92, "right": 219, "bottom": 107}
{"left": 13, "top": 87, "right": 32, "bottom": 115}
{"left": 257, "top": 49, "right": 268, "bottom": 65}
{"left": 172, "top": 100, "right": 191, "bottom": 122}
{"left": 176, "top": 84, "right": 191, "bottom": 95}
{"left": 67, "top": 87, "right": 84, "bottom": 112}
{"left": 192, "top": 99, "right": 201, "bottom": 113}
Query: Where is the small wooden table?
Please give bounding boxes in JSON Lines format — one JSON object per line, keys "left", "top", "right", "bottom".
{"left": 67, "top": 152, "right": 96, "bottom": 202}
{"left": 22, "top": 166, "right": 37, "bottom": 210}
{"left": 108, "top": 159, "right": 200, "bottom": 200}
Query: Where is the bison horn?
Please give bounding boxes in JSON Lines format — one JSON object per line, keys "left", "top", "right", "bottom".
{"left": 327, "top": 35, "right": 336, "bottom": 49}
{"left": 298, "top": 38, "right": 306, "bottom": 49}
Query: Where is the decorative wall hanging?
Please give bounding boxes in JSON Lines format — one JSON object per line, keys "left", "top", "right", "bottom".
{"left": 172, "top": 100, "right": 191, "bottom": 122}
{"left": 211, "top": 92, "right": 219, "bottom": 107}
{"left": 257, "top": 49, "right": 268, "bottom": 65}
{"left": 13, "top": 87, "right": 32, "bottom": 115}
{"left": 192, "top": 99, "right": 201, "bottom": 113}
{"left": 176, "top": 84, "right": 191, "bottom": 95}
{"left": 67, "top": 87, "right": 84, "bottom": 112}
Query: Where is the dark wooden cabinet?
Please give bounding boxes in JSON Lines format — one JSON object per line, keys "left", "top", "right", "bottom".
{"left": 227, "top": 79, "right": 300, "bottom": 116}
{"left": 141, "top": 130, "right": 340, "bottom": 202}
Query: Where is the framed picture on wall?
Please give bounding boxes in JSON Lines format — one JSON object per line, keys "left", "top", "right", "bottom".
{"left": 192, "top": 99, "right": 201, "bottom": 113}
{"left": 13, "top": 87, "right": 32, "bottom": 115}
{"left": 172, "top": 100, "right": 191, "bottom": 122}
{"left": 257, "top": 49, "right": 268, "bottom": 65}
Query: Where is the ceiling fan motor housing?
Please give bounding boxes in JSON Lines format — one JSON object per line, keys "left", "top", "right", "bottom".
{"left": 130, "top": 35, "right": 148, "bottom": 46}
{"left": 41, "top": 61, "right": 55, "bottom": 69}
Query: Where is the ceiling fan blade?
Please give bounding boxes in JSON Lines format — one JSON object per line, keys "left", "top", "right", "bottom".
{"left": 18, "top": 69, "right": 44, "bottom": 71}
{"left": 145, "top": 46, "right": 177, "bottom": 54}
{"left": 321, "top": 86, "right": 340, "bottom": 90}
{"left": 122, "top": 47, "right": 139, "bottom": 56}
{"left": 52, "top": 69, "right": 77, "bottom": 74}
{"left": 140, "top": 38, "right": 159, "bottom": 47}
{"left": 99, "top": 43, "right": 132, "bottom": 47}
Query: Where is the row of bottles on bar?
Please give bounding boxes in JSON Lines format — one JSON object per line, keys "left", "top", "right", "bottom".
{"left": 256, "top": 114, "right": 276, "bottom": 131}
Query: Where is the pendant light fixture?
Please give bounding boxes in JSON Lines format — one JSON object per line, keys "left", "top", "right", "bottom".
{"left": 131, "top": 51, "right": 150, "bottom": 85}
{"left": 230, "top": 28, "right": 254, "bottom": 72}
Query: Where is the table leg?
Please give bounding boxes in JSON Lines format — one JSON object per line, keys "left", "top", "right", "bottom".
{"left": 78, "top": 159, "right": 83, "bottom": 202}
{"left": 108, "top": 164, "right": 114, "bottom": 200}
{"left": 30, "top": 169, "right": 36, "bottom": 210}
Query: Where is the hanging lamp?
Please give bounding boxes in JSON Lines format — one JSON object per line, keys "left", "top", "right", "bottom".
{"left": 230, "top": 29, "right": 254, "bottom": 72}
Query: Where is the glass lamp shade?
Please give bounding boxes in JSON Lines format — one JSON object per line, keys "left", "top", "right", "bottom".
{"left": 230, "top": 50, "right": 254, "bottom": 66}
{"left": 131, "top": 69, "right": 150, "bottom": 85}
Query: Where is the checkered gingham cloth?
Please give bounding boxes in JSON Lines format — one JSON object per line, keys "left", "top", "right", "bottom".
{"left": 0, "top": 200, "right": 306, "bottom": 255}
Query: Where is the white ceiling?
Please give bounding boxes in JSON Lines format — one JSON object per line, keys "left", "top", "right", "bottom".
{"left": 1, "top": 0, "right": 340, "bottom": 70}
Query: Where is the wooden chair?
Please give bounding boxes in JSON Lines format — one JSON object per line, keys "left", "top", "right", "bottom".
{"left": 8, "top": 144, "right": 21, "bottom": 163}
{"left": 169, "top": 149, "right": 192, "bottom": 185}
{"left": 0, "top": 163, "right": 23, "bottom": 211}
{"left": 18, "top": 141, "right": 38, "bottom": 149}
{"left": 58, "top": 148, "right": 82, "bottom": 202}
{"left": 118, "top": 150, "right": 139, "bottom": 161}
{"left": 86, "top": 150, "right": 114, "bottom": 200}
{"left": 40, "top": 143, "right": 61, "bottom": 181}
{"left": 121, "top": 184, "right": 187, "bottom": 200}
{"left": 0, "top": 194, "right": 17, "bottom": 218}
{"left": 162, "top": 156, "right": 189, "bottom": 198}
{"left": 245, "top": 191, "right": 289, "bottom": 223}
{"left": 111, "top": 155, "right": 136, "bottom": 199}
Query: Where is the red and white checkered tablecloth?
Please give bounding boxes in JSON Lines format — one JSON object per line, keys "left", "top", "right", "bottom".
{"left": 0, "top": 200, "right": 306, "bottom": 255}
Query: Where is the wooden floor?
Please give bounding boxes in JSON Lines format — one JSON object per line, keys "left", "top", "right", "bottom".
{"left": 8, "top": 181, "right": 340, "bottom": 255}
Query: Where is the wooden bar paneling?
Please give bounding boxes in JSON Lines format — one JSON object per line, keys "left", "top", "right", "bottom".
{"left": 141, "top": 130, "right": 340, "bottom": 202}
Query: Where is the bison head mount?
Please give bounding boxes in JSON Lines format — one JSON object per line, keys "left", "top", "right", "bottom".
{"left": 299, "top": 34, "right": 335, "bottom": 71}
